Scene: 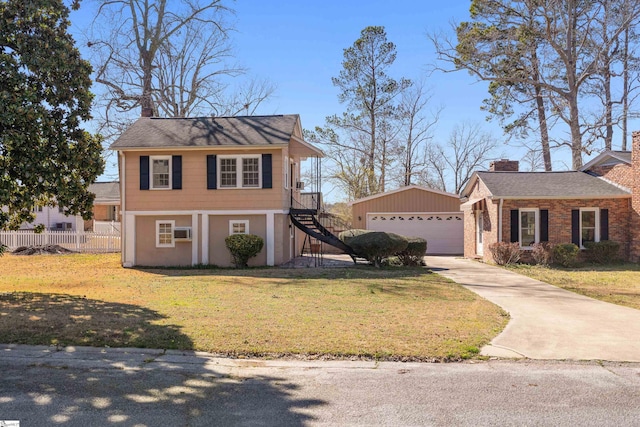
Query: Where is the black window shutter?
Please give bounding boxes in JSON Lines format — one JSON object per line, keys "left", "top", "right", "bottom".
{"left": 571, "top": 209, "right": 580, "bottom": 246}
{"left": 540, "top": 209, "right": 549, "bottom": 242}
{"left": 172, "top": 156, "right": 182, "bottom": 190}
{"left": 600, "top": 209, "right": 609, "bottom": 241}
{"left": 207, "top": 155, "right": 217, "bottom": 189}
{"left": 510, "top": 210, "right": 519, "bottom": 243}
{"left": 140, "top": 156, "right": 149, "bottom": 190}
{"left": 262, "top": 154, "right": 272, "bottom": 189}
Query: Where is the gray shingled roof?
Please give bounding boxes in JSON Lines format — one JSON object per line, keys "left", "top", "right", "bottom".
{"left": 477, "top": 171, "right": 630, "bottom": 198}
{"left": 88, "top": 182, "right": 120, "bottom": 202}
{"left": 109, "top": 115, "right": 300, "bottom": 149}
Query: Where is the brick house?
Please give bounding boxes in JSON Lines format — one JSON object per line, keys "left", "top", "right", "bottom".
{"left": 110, "top": 114, "right": 323, "bottom": 267}
{"left": 460, "top": 132, "right": 640, "bottom": 262}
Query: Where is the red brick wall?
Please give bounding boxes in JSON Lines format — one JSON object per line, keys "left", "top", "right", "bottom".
{"left": 631, "top": 132, "right": 640, "bottom": 261}
{"left": 589, "top": 163, "right": 633, "bottom": 189}
{"left": 489, "top": 160, "right": 519, "bottom": 172}
{"left": 501, "top": 199, "right": 631, "bottom": 258}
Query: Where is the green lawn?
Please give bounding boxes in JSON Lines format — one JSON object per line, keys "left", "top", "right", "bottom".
{"left": 508, "top": 263, "right": 640, "bottom": 311}
{"left": 0, "top": 253, "right": 507, "bottom": 361}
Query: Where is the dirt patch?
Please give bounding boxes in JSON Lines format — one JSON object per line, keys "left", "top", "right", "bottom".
{"left": 12, "top": 245, "right": 76, "bottom": 255}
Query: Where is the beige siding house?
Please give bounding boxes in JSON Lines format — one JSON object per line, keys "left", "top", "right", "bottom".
{"left": 110, "top": 115, "right": 323, "bottom": 267}
{"left": 349, "top": 185, "right": 464, "bottom": 255}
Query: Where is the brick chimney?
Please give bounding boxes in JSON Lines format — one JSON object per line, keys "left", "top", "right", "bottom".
{"left": 630, "top": 131, "right": 640, "bottom": 261}
{"left": 489, "top": 159, "right": 519, "bottom": 172}
{"left": 141, "top": 107, "right": 154, "bottom": 117}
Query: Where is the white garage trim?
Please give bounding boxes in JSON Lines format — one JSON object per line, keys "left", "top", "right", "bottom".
{"left": 366, "top": 211, "right": 464, "bottom": 255}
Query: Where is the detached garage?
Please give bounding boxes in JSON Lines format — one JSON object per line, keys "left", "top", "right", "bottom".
{"left": 349, "top": 185, "right": 463, "bottom": 255}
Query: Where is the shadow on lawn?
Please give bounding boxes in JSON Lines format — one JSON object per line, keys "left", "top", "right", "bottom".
{"left": 135, "top": 264, "right": 435, "bottom": 280}
{"left": 0, "top": 292, "right": 193, "bottom": 350}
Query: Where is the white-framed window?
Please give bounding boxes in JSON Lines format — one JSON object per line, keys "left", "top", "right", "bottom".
{"left": 151, "top": 156, "right": 171, "bottom": 190}
{"left": 156, "top": 220, "right": 175, "bottom": 248}
{"left": 32, "top": 206, "right": 43, "bottom": 213}
{"left": 519, "top": 208, "right": 539, "bottom": 249}
{"left": 580, "top": 208, "right": 599, "bottom": 248}
{"left": 284, "top": 155, "right": 289, "bottom": 190}
{"left": 218, "top": 155, "right": 261, "bottom": 189}
{"left": 229, "top": 220, "right": 249, "bottom": 235}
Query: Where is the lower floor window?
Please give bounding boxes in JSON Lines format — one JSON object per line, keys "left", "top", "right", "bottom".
{"left": 156, "top": 220, "right": 175, "bottom": 248}
{"left": 519, "top": 209, "right": 538, "bottom": 248}
{"left": 580, "top": 208, "right": 599, "bottom": 248}
{"left": 229, "top": 220, "right": 249, "bottom": 235}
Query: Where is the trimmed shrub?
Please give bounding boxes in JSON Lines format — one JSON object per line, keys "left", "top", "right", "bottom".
{"left": 339, "top": 229, "right": 372, "bottom": 244}
{"left": 531, "top": 242, "right": 554, "bottom": 266}
{"left": 225, "top": 234, "right": 264, "bottom": 268}
{"left": 396, "top": 237, "right": 427, "bottom": 266}
{"left": 0, "top": 243, "right": 5, "bottom": 257}
{"left": 488, "top": 242, "right": 521, "bottom": 265}
{"left": 583, "top": 240, "right": 620, "bottom": 264}
{"left": 552, "top": 243, "right": 580, "bottom": 267}
{"left": 348, "top": 231, "right": 409, "bottom": 267}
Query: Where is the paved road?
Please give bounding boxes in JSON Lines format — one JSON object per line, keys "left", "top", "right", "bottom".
{"left": 426, "top": 256, "right": 640, "bottom": 362}
{"left": 0, "top": 345, "right": 639, "bottom": 426}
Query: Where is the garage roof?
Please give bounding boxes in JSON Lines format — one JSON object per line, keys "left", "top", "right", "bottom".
{"left": 348, "top": 185, "right": 459, "bottom": 206}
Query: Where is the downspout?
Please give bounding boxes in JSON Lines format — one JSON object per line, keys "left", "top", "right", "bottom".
{"left": 119, "top": 151, "right": 126, "bottom": 266}
{"left": 498, "top": 198, "right": 504, "bottom": 242}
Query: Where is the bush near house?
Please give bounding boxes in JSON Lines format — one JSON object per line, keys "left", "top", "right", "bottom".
{"left": 552, "top": 243, "right": 580, "bottom": 267}
{"left": 396, "top": 237, "right": 427, "bottom": 266}
{"left": 488, "top": 242, "right": 521, "bottom": 265}
{"left": 338, "top": 228, "right": 372, "bottom": 244}
{"left": 348, "top": 231, "right": 409, "bottom": 267}
{"left": 225, "top": 234, "right": 264, "bottom": 268}
{"left": 531, "top": 242, "right": 554, "bottom": 266}
{"left": 583, "top": 240, "right": 620, "bottom": 264}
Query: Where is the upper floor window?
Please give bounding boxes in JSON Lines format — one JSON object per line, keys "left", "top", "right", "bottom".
{"left": 151, "top": 156, "right": 171, "bottom": 189}
{"left": 218, "top": 155, "right": 261, "bottom": 189}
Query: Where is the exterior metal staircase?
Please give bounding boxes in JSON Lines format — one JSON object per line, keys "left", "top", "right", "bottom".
{"left": 289, "top": 208, "right": 357, "bottom": 258}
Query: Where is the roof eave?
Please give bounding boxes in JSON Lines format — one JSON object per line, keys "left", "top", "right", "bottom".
{"left": 488, "top": 194, "right": 631, "bottom": 200}
{"left": 110, "top": 144, "right": 289, "bottom": 152}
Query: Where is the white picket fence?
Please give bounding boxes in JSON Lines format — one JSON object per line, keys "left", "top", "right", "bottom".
{"left": 0, "top": 229, "right": 121, "bottom": 253}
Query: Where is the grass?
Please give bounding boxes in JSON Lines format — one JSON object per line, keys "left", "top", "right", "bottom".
{"left": 508, "top": 263, "right": 640, "bottom": 310}
{"left": 0, "top": 253, "right": 508, "bottom": 361}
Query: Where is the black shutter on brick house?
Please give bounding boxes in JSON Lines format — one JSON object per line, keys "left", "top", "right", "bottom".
{"left": 571, "top": 209, "right": 580, "bottom": 246}
{"left": 600, "top": 209, "right": 609, "bottom": 241}
{"left": 510, "top": 210, "right": 519, "bottom": 243}
{"left": 262, "top": 154, "right": 272, "bottom": 189}
{"left": 172, "top": 156, "right": 182, "bottom": 189}
{"left": 140, "top": 156, "right": 149, "bottom": 190}
{"left": 540, "top": 209, "right": 549, "bottom": 242}
{"left": 207, "top": 155, "right": 217, "bottom": 189}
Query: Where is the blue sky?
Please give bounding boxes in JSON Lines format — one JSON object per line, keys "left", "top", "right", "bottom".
{"left": 68, "top": 1, "right": 636, "bottom": 200}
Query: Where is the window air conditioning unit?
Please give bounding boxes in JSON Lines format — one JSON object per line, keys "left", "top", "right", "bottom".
{"left": 173, "top": 227, "right": 192, "bottom": 241}
{"left": 296, "top": 181, "right": 305, "bottom": 190}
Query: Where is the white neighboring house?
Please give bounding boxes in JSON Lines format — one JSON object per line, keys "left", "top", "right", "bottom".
{"left": 22, "top": 205, "right": 83, "bottom": 231}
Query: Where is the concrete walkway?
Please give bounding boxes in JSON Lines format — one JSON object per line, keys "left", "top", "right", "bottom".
{"left": 425, "top": 256, "right": 640, "bottom": 362}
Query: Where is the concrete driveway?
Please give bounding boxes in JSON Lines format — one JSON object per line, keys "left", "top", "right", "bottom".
{"left": 425, "top": 256, "right": 640, "bottom": 362}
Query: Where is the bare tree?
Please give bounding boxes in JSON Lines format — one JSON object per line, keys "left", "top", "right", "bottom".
{"left": 431, "top": 0, "right": 640, "bottom": 169}
{"left": 427, "top": 122, "right": 499, "bottom": 194}
{"left": 394, "top": 81, "right": 441, "bottom": 186}
{"left": 88, "top": 0, "right": 275, "bottom": 141}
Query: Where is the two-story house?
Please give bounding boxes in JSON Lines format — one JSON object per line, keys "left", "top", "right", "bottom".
{"left": 110, "top": 114, "right": 324, "bottom": 267}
